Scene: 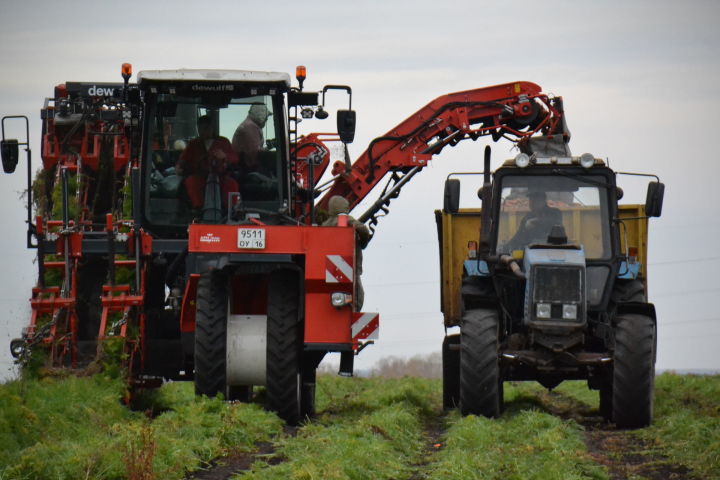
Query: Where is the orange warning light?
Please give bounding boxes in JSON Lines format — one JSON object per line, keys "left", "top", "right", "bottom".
{"left": 296, "top": 65, "right": 307, "bottom": 90}
{"left": 121, "top": 63, "right": 132, "bottom": 80}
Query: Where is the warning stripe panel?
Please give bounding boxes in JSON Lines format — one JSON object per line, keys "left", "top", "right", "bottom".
{"left": 352, "top": 312, "right": 379, "bottom": 341}
{"left": 325, "top": 254, "right": 353, "bottom": 284}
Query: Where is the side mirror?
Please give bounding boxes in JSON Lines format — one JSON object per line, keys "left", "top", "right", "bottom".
{"left": 1, "top": 139, "right": 19, "bottom": 174}
{"left": 645, "top": 181, "right": 665, "bottom": 217}
{"left": 337, "top": 110, "right": 356, "bottom": 144}
{"left": 444, "top": 178, "right": 460, "bottom": 214}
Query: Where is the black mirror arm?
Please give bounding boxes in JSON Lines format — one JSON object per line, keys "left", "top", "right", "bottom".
{"left": 1, "top": 115, "right": 35, "bottom": 248}
{"left": 322, "top": 85, "right": 353, "bottom": 110}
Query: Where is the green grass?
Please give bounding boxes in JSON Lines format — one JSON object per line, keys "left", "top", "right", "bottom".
{"left": 0, "top": 376, "right": 282, "bottom": 480}
{"left": 1, "top": 372, "right": 718, "bottom": 480}
{"left": 546, "top": 373, "right": 720, "bottom": 479}
{"left": 235, "top": 376, "right": 440, "bottom": 480}
{"left": 426, "top": 384, "right": 608, "bottom": 480}
{"left": 638, "top": 373, "right": 720, "bottom": 478}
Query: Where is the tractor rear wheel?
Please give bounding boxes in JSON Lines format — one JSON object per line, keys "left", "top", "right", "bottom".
{"left": 442, "top": 334, "right": 460, "bottom": 409}
{"left": 194, "top": 271, "right": 228, "bottom": 397}
{"left": 613, "top": 314, "right": 655, "bottom": 429}
{"left": 611, "top": 279, "right": 646, "bottom": 304}
{"left": 459, "top": 309, "right": 502, "bottom": 417}
{"left": 266, "top": 269, "right": 305, "bottom": 425}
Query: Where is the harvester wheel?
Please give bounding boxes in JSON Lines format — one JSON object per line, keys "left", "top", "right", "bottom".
{"left": 459, "top": 309, "right": 502, "bottom": 417}
{"left": 442, "top": 334, "right": 460, "bottom": 409}
{"left": 194, "top": 271, "right": 228, "bottom": 397}
{"left": 266, "top": 269, "right": 304, "bottom": 425}
{"left": 613, "top": 314, "right": 655, "bottom": 429}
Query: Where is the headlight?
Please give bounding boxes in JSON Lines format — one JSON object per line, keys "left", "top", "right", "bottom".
{"left": 562, "top": 304, "right": 578, "bottom": 320}
{"left": 579, "top": 153, "right": 595, "bottom": 169}
{"left": 536, "top": 303, "right": 551, "bottom": 318}
{"left": 330, "top": 292, "right": 352, "bottom": 308}
{"left": 514, "top": 153, "right": 531, "bottom": 168}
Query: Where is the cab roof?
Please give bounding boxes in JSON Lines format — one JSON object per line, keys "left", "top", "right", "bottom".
{"left": 137, "top": 69, "right": 291, "bottom": 86}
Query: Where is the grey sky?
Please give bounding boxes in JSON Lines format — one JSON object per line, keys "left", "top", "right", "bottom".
{"left": 1, "top": 0, "right": 719, "bottom": 379}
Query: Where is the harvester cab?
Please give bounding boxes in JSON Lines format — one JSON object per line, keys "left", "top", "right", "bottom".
{"left": 439, "top": 136, "right": 665, "bottom": 428}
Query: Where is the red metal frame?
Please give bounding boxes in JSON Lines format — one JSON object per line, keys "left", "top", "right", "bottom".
{"left": 188, "top": 223, "right": 361, "bottom": 345}
{"left": 317, "top": 81, "right": 564, "bottom": 212}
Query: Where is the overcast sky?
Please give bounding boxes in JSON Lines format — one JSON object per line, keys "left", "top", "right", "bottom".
{"left": 1, "top": 0, "right": 719, "bottom": 380}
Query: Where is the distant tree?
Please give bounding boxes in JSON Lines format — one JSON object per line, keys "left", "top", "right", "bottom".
{"left": 369, "top": 352, "right": 441, "bottom": 379}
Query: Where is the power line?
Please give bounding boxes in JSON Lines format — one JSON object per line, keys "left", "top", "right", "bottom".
{"left": 653, "top": 287, "right": 720, "bottom": 298}
{"left": 365, "top": 280, "right": 437, "bottom": 288}
{"left": 661, "top": 318, "right": 720, "bottom": 326}
{"left": 649, "top": 256, "right": 720, "bottom": 266}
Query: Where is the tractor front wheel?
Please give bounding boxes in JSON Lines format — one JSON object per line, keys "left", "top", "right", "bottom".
{"left": 613, "top": 314, "right": 655, "bottom": 429}
{"left": 459, "top": 309, "right": 502, "bottom": 417}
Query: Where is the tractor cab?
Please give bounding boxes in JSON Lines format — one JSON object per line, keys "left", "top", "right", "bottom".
{"left": 137, "top": 70, "right": 292, "bottom": 234}
{"left": 490, "top": 157, "right": 616, "bottom": 314}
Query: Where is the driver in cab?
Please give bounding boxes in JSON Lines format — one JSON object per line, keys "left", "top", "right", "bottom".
{"left": 507, "top": 190, "right": 563, "bottom": 250}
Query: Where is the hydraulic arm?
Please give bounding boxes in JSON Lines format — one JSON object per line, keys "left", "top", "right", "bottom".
{"left": 316, "top": 81, "right": 567, "bottom": 231}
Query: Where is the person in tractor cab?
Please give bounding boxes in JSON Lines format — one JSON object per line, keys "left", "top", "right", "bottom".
{"left": 232, "top": 103, "right": 271, "bottom": 162}
{"left": 507, "top": 190, "right": 563, "bottom": 250}
{"left": 231, "top": 104, "right": 278, "bottom": 199}
{"left": 322, "top": 195, "right": 371, "bottom": 309}
{"left": 176, "top": 115, "right": 239, "bottom": 211}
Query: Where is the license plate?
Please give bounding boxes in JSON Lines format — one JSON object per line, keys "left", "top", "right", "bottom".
{"left": 237, "top": 228, "right": 265, "bottom": 249}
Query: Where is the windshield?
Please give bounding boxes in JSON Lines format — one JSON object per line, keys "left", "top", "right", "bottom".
{"left": 496, "top": 175, "right": 611, "bottom": 259}
{"left": 145, "top": 94, "right": 283, "bottom": 227}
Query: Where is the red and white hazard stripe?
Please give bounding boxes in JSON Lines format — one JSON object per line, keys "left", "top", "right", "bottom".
{"left": 352, "top": 312, "right": 379, "bottom": 341}
{"left": 325, "top": 254, "right": 353, "bottom": 284}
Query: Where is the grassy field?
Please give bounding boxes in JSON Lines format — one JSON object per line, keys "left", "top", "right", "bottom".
{"left": 0, "top": 372, "right": 717, "bottom": 479}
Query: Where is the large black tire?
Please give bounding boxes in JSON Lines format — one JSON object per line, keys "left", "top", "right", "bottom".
{"left": 611, "top": 279, "right": 646, "bottom": 304}
{"left": 194, "top": 271, "right": 228, "bottom": 397}
{"left": 459, "top": 309, "right": 502, "bottom": 418}
{"left": 613, "top": 314, "right": 655, "bottom": 429}
{"left": 266, "top": 269, "right": 305, "bottom": 425}
{"left": 442, "top": 334, "right": 460, "bottom": 409}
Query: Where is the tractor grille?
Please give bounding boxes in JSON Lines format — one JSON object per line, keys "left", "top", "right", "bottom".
{"left": 533, "top": 266, "right": 582, "bottom": 303}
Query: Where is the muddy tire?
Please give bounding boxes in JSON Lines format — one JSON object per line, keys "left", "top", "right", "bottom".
{"left": 613, "top": 314, "right": 655, "bottom": 429}
{"left": 459, "top": 309, "right": 502, "bottom": 417}
{"left": 442, "top": 334, "right": 460, "bottom": 409}
{"left": 194, "top": 271, "right": 228, "bottom": 397}
{"left": 266, "top": 269, "right": 305, "bottom": 425}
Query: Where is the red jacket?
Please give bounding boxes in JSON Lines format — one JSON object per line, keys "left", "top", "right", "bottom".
{"left": 179, "top": 136, "right": 238, "bottom": 177}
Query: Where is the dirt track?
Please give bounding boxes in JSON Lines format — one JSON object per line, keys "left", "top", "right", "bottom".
{"left": 186, "top": 389, "right": 696, "bottom": 480}
{"left": 535, "top": 390, "right": 695, "bottom": 480}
